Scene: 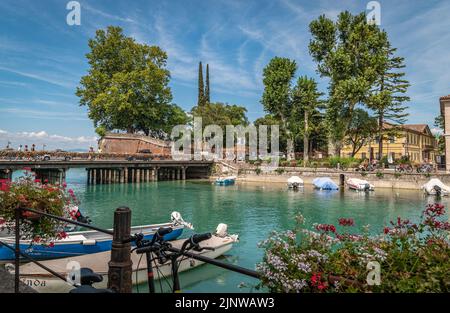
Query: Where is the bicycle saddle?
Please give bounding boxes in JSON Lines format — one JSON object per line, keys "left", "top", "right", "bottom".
{"left": 80, "top": 267, "right": 103, "bottom": 285}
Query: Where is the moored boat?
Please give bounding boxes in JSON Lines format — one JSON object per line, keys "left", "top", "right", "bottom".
{"left": 422, "top": 178, "right": 450, "bottom": 196}
{"left": 347, "top": 178, "right": 374, "bottom": 191}
{"left": 312, "top": 177, "right": 339, "bottom": 190}
{"left": 0, "top": 212, "right": 192, "bottom": 262}
{"left": 16, "top": 227, "right": 238, "bottom": 293}
{"left": 287, "top": 176, "right": 304, "bottom": 189}
{"left": 215, "top": 175, "right": 236, "bottom": 186}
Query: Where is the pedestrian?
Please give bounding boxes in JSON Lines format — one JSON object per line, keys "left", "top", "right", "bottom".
{"left": 18, "top": 144, "right": 22, "bottom": 152}
{"left": 24, "top": 145, "right": 28, "bottom": 152}
{"left": 31, "top": 144, "right": 35, "bottom": 152}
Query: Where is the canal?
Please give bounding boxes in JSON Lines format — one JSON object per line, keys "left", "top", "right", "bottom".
{"left": 14, "top": 168, "right": 450, "bottom": 292}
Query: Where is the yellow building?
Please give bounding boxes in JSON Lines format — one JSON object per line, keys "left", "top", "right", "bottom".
{"left": 341, "top": 123, "right": 438, "bottom": 164}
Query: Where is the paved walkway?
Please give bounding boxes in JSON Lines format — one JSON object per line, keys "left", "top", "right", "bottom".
{"left": 0, "top": 267, "right": 37, "bottom": 293}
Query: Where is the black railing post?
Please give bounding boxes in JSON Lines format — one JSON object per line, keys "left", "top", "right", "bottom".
{"left": 14, "top": 207, "right": 21, "bottom": 293}
{"left": 107, "top": 207, "right": 132, "bottom": 293}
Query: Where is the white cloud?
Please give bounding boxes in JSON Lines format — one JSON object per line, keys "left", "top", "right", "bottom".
{"left": 0, "top": 129, "right": 98, "bottom": 151}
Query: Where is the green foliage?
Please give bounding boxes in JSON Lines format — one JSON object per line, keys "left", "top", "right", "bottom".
{"left": 394, "top": 172, "right": 402, "bottom": 178}
{"left": 434, "top": 115, "right": 445, "bottom": 155}
{"left": 261, "top": 58, "right": 324, "bottom": 158}
{"left": 198, "top": 62, "right": 205, "bottom": 106}
{"left": 76, "top": 26, "right": 186, "bottom": 137}
{"left": 360, "top": 171, "right": 368, "bottom": 177}
{"left": 255, "top": 168, "right": 262, "bottom": 175}
{"left": 0, "top": 174, "right": 73, "bottom": 242}
{"left": 367, "top": 43, "right": 410, "bottom": 159}
{"left": 191, "top": 102, "right": 248, "bottom": 129}
{"left": 275, "top": 168, "right": 285, "bottom": 175}
{"left": 257, "top": 204, "right": 450, "bottom": 292}
{"left": 327, "top": 156, "right": 358, "bottom": 169}
{"left": 309, "top": 12, "right": 390, "bottom": 154}
{"left": 376, "top": 170, "right": 384, "bottom": 178}
{"left": 344, "top": 109, "right": 378, "bottom": 156}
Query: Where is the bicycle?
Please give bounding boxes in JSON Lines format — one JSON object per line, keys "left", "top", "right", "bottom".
{"left": 128, "top": 227, "right": 214, "bottom": 293}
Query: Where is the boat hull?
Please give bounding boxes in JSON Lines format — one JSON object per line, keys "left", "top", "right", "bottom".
{"left": 0, "top": 226, "right": 183, "bottom": 262}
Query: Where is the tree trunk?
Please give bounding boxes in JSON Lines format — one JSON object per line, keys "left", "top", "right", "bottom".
{"left": 303, "top": 110, "right": 309, "bottom": 167}
{"left": 378, "top": 113, "right": 384, "bottom": 160}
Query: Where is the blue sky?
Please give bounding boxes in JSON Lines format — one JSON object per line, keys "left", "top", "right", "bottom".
{"left": 0, "top": 0, "right": 449, "bottom": 150}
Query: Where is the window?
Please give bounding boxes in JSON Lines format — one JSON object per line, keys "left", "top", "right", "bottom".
{"left": 389, "top": 136, "right": 395, "bottom": 143}
{"left": 361, "top": 153, "right": 366, "bottom": 159}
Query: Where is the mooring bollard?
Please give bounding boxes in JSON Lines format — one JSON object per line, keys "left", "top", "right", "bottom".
{"left": 108, "top": 207, "right": 132, "bottom": 293}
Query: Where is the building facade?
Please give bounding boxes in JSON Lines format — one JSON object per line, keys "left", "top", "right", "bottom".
{"left": 440, "top": 95, "right": 450, "bottom": 171}
{"left": 341, "top": 123, "right": 438, "bottom": 164}
{"left": 98, "top": 133, "right": 171, "bottom": 156}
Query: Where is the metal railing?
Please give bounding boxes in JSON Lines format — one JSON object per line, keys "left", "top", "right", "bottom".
{"left": 1, "top": 206, "right": 259, "bottom": 293}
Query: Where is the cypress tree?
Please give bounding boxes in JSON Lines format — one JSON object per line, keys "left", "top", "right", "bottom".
{"left": 198, "top": 62, "right": 205, "bottom": 106}
{"left": 205, "top": 64, "right": 210, "bottom": 103}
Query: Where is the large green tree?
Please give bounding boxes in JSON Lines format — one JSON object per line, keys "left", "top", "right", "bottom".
{"left": 291, "top": 76, "right": 324, "bottom": 164}
{"left": 76, "top": 26, "right": 186, "bottom": 137}
{"left": 344, "top": 108, "right": 378, "bottom": 157}
{"left": 367, "top": 43, "right": 410, "bottom": 159}
{"left": 309, "top": 11, "right": 389, "bottom": 156}
{"left": 261, "top": 57, "right": 297, "bottom": 158}
{"left": 191, "top": 102, "right": 248, "bottom": 129}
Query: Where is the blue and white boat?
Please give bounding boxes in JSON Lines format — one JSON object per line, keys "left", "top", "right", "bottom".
{"left": 0, "top": 212, "right": 192, "bottom": 262}
{"left": 312, "top": 177, "right": 339, "bottom": 190}
{"left": 215, "top": 175, "right": 237, "bottom": 186}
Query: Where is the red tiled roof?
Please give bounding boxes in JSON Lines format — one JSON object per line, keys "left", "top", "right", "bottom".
{"left": 440, "top": 95, "right": 450, "bottom": 101}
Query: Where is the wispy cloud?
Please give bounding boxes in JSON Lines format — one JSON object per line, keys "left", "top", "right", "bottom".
{"left": 0, "top": 66, "right": 74, "bottom": 89}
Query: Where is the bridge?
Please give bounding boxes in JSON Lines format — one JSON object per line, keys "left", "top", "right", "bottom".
{"left": 0, "top": 160, "right": 214, "bottom": 184}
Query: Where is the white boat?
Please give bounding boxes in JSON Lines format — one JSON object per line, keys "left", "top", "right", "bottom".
{"left": 215, "top": 175, "right": 237, "bottom": 186}
{"left": 0, "top": 211, "right": 192, "bottom": 262}
{"left": 15, "top": 228, "right": 238, "bottom": 293}
{"left": 287, "top": 176, "right": 304, "bottom": 189}
{"left": 347, "top": 178, "right": 374, "bottom": 191}
{"left": 422, "top": 178, "right": 450, "bottom": 196}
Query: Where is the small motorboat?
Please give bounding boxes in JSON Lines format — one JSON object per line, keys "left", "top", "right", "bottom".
{"left": 287, "top": 176, "right": 304, "bottom": 189}
{"left": 16, "top": 224, "right": 238, "bottom": 293}
{"left": 215, "top": 175, "right": 236, "bottom": 186}
{"left": 422, "top": 178, "right": 450, "bottom": 196}
{"left": 0, "top": 212, "right": 192, "bottom": 262}
{"left": 312, "top": 177, "right": 339, "bottom": 190}
{"left": 347, "top": 178, "right": 374, "bottom": 191}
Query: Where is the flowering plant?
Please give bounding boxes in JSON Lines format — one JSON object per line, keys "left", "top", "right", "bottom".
{"left": 257, "top": 204, "right": 450, "bottom": 292}
{"left": 0, "top": 172, "right": 76, "bottom": 244}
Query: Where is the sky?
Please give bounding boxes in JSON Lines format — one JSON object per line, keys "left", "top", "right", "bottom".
{"left": 0, "top": 0, "right": 449, "bottom": 150}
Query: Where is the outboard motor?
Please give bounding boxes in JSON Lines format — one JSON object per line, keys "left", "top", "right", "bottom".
{"left": 292, "top": 182, "right": 299, "bottom": 190}
{"left": 433, "top": 185, "right": 442, "bottom": 197}
{"left": 364, "top": 183, "right": 370, "bottom": 192}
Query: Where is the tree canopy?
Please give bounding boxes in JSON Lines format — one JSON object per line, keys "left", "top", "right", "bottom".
{"left": 76, "top": 26, "right": 187, "bottom": 137}
{"left": 309, "top": 11, "right": 390, "bottom": 155}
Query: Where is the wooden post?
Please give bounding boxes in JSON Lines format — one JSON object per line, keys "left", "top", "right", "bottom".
{"left": 108, "top": 207, "right": 132, "bottom": 293}
{"left": 124, "top": 167, "right": 128, "bottom": 183}
{"left": 87, "top": 169, "right": 91, "bottom": 185}
{"left": 182, "top": 166, "right": 186, "bottom": 180}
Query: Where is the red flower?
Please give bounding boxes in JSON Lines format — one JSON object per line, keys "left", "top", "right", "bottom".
{"left": 34, "top": 179, "right": 41, "bottom": 183}
{"left": 383, "top": 227, "right": 390, "bottom": 234}
{"left": 315, "top": 224, "right": 336, "bottom": 233}
{"left": 0, "top": 218, "right": 5, "bottom": 225}
{"left": 48, "top": 242, "right": 55, "bottom": 248}
{"left": 338, "top": 218, "right": 354, "bottom": 227}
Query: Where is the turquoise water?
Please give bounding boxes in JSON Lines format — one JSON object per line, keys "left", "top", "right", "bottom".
{"left": 41, "top": 169, "right": 450, "bottom": 292}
